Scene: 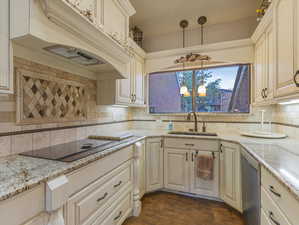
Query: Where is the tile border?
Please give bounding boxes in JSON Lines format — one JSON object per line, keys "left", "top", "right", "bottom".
{"left": 0, "top": 119, "right": 297, "bottom": 137}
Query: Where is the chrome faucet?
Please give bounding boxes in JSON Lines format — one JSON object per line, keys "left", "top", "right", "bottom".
{"left": 187, "top": 112, "right": 198, "bottom": 132}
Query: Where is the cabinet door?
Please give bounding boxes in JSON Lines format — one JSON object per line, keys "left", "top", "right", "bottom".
{"left": 190, "top": 150, "right": 219, "bottom": 198}
{"left": 254, "top": 34, "right": 266, "bottom": 104}
{"left": 164, "top": 148, "right": 189, "bottom": 192}
{"left": 133, "top": 55, "right": 145, "bottom": 105}
{"left": 274, "top": 0, "right": 297, "bottom": 97}
{"left": 145, "top": 138, "right": 164, "bottom": 192}
{"left": 265, "top": 24, "right": 275, "bottom": 100}
{"left": 116, "top": 60, "right": 132, "bottom": 104}
{"left": 220, "top": 142, "right": 242, "bottom": 212}
{"left": 0, "top": 0, "right": 13, "bottom": 94}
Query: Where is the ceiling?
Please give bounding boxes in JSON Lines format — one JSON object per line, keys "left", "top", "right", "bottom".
{"left": 130, "top": 0, "right": 260, "bottom": 37}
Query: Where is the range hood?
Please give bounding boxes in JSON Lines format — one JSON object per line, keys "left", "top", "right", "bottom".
{"left": 10, "top": 0, "right": 135, "bottom": 79}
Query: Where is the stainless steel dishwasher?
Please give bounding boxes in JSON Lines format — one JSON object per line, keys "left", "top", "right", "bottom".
{"left": 241, "top": 148, "right": 261, "bottom": 225}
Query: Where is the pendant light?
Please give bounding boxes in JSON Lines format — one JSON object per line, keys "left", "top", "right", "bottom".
{"left": 178, "top": 20, "right": 190, "bottom": 97}
{"left": 197, "top": 16, "right": 207, "bottom": 97}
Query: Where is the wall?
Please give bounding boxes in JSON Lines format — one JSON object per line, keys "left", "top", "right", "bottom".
{"left": 142, "top": 17, "right": 258, "bottom": 52}
{"left": 0, "top": 57, "right": 131, "bottom": 158}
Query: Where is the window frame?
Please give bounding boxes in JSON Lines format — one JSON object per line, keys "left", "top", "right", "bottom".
{"left": 147, "top": 63, "right": 252, "bottom": 115}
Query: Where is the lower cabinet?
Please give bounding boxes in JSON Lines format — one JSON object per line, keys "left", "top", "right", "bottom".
{"left": 66, "top": 161, "right": 133, "bottom": 225}
{"left": 220, "top": 141, "right": 242, "bottom": 212}
{"left": 190, "top": 150, "right": 219, "bottom": 198}
{"left": 164, "top": 148, "right": 189, "bottom": 192}
{"left": 145, "top": 138, "right": 164, "bottom": 192}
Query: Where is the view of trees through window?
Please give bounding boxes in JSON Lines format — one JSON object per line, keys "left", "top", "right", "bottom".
{"left": 149, "top": 64, "right": 250, "bottom": 114}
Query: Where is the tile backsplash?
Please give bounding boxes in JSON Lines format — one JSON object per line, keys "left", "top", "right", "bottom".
{"left": 1, "top": 57, "right": 299, "bottom": 157}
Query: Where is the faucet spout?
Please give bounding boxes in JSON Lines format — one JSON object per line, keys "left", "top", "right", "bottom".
{"left": 187, "top": 112, "right": 198, "bottom": 132}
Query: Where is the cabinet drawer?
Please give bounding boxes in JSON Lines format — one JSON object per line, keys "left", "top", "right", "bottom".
{"left": 164, "top": 138, "right": 219, "bottom": 151}
{"left": 92, "top": 190, "right": 133, "bottom": 225}
{"left": 261, "top": 209, "right": 272, "bottom": 225}
{"left": 261, "top": 186, "right": 292, "bottom": 225}
{"left": 261, "top": 167, "right": 299, "bottom": 225}
{"left": 76, "top": 164, "right": 132, "bottom": 224}
{"left": 67, "top": 161, "right": 132, "bottom": 225}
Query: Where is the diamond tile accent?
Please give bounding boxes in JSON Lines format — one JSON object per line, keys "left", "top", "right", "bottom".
{"left": 17, "top": 69, "right": 87, "bottom": 124}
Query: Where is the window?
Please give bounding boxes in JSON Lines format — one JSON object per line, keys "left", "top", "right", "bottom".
{"left": 149, "top": 64, "right": 250, "bottom": 114}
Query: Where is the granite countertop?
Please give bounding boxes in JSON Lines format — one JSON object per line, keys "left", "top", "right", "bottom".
{"left": 1, "top": 129, "right": 299, "bottom": 204}
{"left": 0, "top": 136, "right": 144, "bottom": 201}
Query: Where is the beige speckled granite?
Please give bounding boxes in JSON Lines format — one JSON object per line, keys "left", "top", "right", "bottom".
{"left": 0, "top": 136, "right": 144, "bottom": 201}
{"left": 1, "top": 129, "right": 299, "bottom": 204}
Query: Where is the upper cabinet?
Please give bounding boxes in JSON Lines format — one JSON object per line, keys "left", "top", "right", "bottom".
{"left": 252, "top": 0, "right": 299, "bottom": 103}
{"left": 97, "top": 38, "right": 146, "bottom": 107}
{"left": 274, "top": 0, "right": 299, "bottom": 97}
{"left": 0, "top": 0, "right": 13, "bottom": 94}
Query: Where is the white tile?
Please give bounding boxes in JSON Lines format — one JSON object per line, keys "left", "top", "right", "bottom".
{"left": 0, "top": 136, "right": 11, "bottom": 157}
{"left": 65, "top": 128, "right": 77, "bottom": 142}
{"left": 33, "top": 131, "right": 50, "bottom": 150}
{"left": 12, "top": 134, "right": 33, "bottom": 154}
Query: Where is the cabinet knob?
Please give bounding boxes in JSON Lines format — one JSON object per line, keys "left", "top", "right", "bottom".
{"left": 261, "top": 89, "right": 265, "bottom": 99}
{"left": 294, "top": 70, "right": 299, "bottom": 87}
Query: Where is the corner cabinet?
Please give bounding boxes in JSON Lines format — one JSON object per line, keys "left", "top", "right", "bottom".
{"left": 145, "top": 138, "right": 164, "bottom": 192}
{"left": 97, "top": 39, "right": 146, "bottom": 107}
{"left": 220, "top": 141, "right": 242, "bottom": 212}
{"left": 0, "top": 0, "right": 13, "bottom": 94}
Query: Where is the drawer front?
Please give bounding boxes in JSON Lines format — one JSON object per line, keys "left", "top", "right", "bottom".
{"left": 77, "top": 164, "right": 132, "bottom": 224}
{"left": 261, "top": 186, "right": 292, "bottom": 225}
{"left": 261, "top": 167, "right": 299, "bottom": 225}
{"left": 261, "top": 208, "right": 272, "bottom": 225}
{"left": 92, "top": 190, "right": 133, "bottom": 225}
{"left": 164, "top": 138, "right": 219, "bottom": 151}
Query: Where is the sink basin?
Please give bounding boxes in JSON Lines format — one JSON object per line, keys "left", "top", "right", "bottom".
{"left": 168, "top": 131, "right": 218, "bottom": 136}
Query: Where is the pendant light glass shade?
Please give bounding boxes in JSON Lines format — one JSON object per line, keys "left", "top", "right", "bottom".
{"left": 180, "top": 85, "right": 188, "bottom": 95}
{"left": 198, "top": 84, "right": 206, "bottom": 97}
{"left": 184, "top": 90, "right": 191, "bottom": 97}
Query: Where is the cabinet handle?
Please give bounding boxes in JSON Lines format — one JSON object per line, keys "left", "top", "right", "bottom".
{"left": 269, "top": 185, "right": 281, "bottom": 197}
{"left": 220, "top": 144, "right": 223, "bottom": 153}
{"left": 114, "top": 211, "right": 122, "bottom": 221}
{"left": 264, "top": 88, "right": 268, "bottom": 98}
{"left": 130, "top": 94, "right": 134, "bottom": 102}
{"left": 134, "top": 94, "right": 137, "bottom": 102}
{"left": 186, "top": 152, "right": 188, "bottom": 161}
{"left": 113, "top": 181, "right": 122, "bottom": 188}
{"left": 293, "top": 70, "right": 299, "bottom": 87}
{"left": 185, "top": 143, "right": 194, "bottom": 147}
{"left": 261, "top": 89, "right": 265, "bottom": 99}
{"left": 97, "top": 192, "right": 108, "bottom": 202}
{"left": 160, "top": 139, "right": 164, "bottom": 148}
{"left": 269, "top": 211, "right": 280, "bottom": 225}
{"left": 191, "top": 152, "right": 194, "bottom": 162}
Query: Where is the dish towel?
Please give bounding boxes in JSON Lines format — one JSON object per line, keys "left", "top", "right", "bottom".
{"left": 47, "top": 208, "right": 65, "bottom": 225}
{"left": 197, "top": 154, "right": 214, "bottom": 180}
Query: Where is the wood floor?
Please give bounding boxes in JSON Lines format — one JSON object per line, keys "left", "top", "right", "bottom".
{"left": 124, "top": 192, "right": 244, "bottom": 225}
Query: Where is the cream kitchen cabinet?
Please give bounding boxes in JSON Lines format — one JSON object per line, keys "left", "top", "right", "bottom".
{"left": 145, "top": 138, "right": 164, "bottom": 192}
{"left": 190, "top": 150, "right": 219, "bottom": 198}
{"left": 220, "top": 142, "right": 242, "bottom": 212}
{"left": 274, "top": 0, "right": 299, "bottom": 97}
{"left": 164, "top": 148, "right": 189, "bottom": 192}
{"left": 252, "top": 9, "right": 275, "bottom": 105}
{"left": 97, "top": 39, "right": 146, "bottom": 107}
{"left": 0, "top": 0, "right": 13, "bottom": 94}
{"left": 163, "top": 138, "right": 220, "bottom": 198}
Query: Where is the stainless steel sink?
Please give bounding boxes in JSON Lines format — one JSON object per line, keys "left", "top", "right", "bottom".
{"left": 168, "top": 131, "right": 218, "bottom": 136}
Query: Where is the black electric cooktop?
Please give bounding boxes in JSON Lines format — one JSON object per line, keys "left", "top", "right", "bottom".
{"left": 20, "top": 138, "right": 125, "bottom": 162}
